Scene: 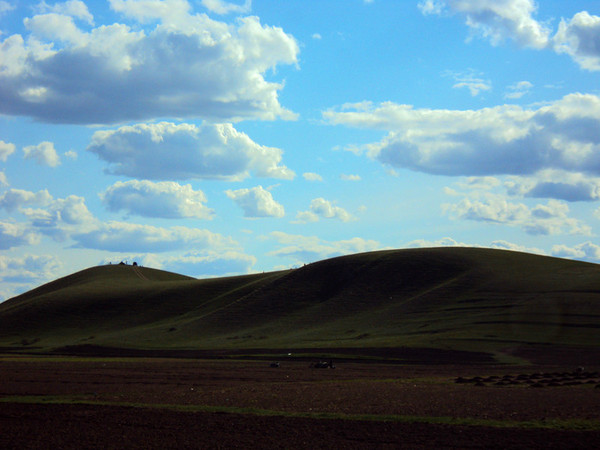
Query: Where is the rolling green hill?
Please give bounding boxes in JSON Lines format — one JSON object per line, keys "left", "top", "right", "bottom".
{"left": 1, "top": 247, "right": 600, "bottom": 362}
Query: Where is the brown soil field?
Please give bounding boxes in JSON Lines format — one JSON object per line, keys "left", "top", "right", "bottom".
{"left": 1, "top": 355, "right": 600, "bottom": 449}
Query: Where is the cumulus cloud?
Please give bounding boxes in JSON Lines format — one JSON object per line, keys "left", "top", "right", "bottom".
{"left": 0, "top": 1, "right": 14, "bottom": 16}
{"left": 303, "top": 172, "right": 323, "bottom": 182}
{"left": 0, "top": 189, "right": 53, "bottom": 212}
{"left": 102, "top": 180, "right": 214, "bottom": 219}
{"left": 225, "top": 185, "right": 285, "bottom": 218}
{"left": 0, "top": 189, "right": 96, "bottom": 242}
{"left": 72, "top": 221, "right": 235, "bottom": 252}
{"left": 108, "top": 0, "right": 192, "bottom": 23}
{"left": 406, "top": 237, "right": 469, "bottom": 248}
{"left": 100, "top": 249, "right": 255, "bottom": 277}
{"left": 505, "top": 170, "right": 600, "bottom": 202}
{"left": 0, "top": 2, "right": 298, "bottom": 124}
{"left": 444, "top": 194, "right": 591, "bottom": 236}
{"left": 457, "top": 176, "right": 501, "bottom": 191}
{"left": 0, "top": 140, "right": 15, "bottom": 161}
{"left": 340, "top": 174, "right": 361, "bottom": 181}
{"left": 418, "top": 0, "right": 444, "bottom": 16}
{"left": 435, "top": 0, "right": 550, "bottom": 49}
{"left": 406, "top": 236, "right": 545, "bottom": 255}
{"left": 23, "top": 142, "right": 61, "bottom": 167}
{"left": 294, "top": 198, "right": 354, "bottom": 223}
{"left": 423, "top": 2, "right": 600, "bottom": 71}
{"left": 35, "top": 0, "right": 94, "bottom": 25}
{"left": 552, "top": 241, "right": 600, "bottom": 262}
{"left": 88, "top": 122, "right": 294, "bottom": 181}
{"left": 0, "top": 254, "right": 61, "bottom": 285}
{"left": 488, "top": 240, "right": 545, "bottom": 255}
{"left": 504, "top": 80, "right": 532, "bottom": 99}
{"left": 0, "top": 222, "right": 41, "bottom": 249}
{"left": 268, "top": 231, "right": 383, "bottom": 264}
{"left": 447, "top": 70, "right": 492, "bottom": 96}
{"left": 201, "top": 0, "right": 251, "bottom": 15}
{"left": 0, "top": 172, "right": 7, "bottom": 186}
{"left": 21, "top": 195, "right": 96, "bottom": 241}
{"left": 324, "top": 93, "right": 600, "bottom": 177}
{"left": 158, "top": 250, "right": 256, "bottom": 277}
{"left": 554, "top": 12, "right": 600, "bottom": 71}
{"left": 0, "top": 253, "right": 62, "bottom": 301}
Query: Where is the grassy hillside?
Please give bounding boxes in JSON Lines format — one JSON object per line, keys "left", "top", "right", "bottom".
{"left": 1, "top": 247, "right": 600, "bottom": 360}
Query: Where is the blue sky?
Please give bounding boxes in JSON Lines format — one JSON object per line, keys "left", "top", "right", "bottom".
{"left": 2, "top": 0, "right": 600, "bottom": 300}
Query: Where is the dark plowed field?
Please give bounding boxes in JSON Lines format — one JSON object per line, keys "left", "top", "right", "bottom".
{"left": 1, "top": 356, "right": 599, "bottom": 448}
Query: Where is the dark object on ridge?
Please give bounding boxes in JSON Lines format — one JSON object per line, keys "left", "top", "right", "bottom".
{"left": 312, "top": 360, "right": 335, "bottom": 369}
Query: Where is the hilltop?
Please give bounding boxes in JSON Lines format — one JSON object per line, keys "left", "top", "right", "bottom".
{"left": 1, "top": 247, "right": 600, "bottom": 364}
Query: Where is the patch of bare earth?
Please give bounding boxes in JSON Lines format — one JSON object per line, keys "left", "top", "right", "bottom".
{"left": 1, "top": 357, "right": 599, "bottom": 448}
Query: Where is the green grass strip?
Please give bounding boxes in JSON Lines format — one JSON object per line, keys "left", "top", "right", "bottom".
{"left": 2, "top": 395, "right": 599, "bottom": 431}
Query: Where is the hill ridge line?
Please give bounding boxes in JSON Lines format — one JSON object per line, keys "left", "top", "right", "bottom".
{"left": 1, "top": 247, "right": 600, "bottom": 360}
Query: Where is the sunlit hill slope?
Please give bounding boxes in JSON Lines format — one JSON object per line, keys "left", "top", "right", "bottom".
{"left": 1, "top": 247, "right": 600, "bottom": 360}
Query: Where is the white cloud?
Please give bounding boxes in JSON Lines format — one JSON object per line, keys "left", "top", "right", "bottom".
{"left": 552, "top": 241, "right": 600, "bottom": 262}
{"left": 64, "top": 150, "right": 78, "bottom": 160}
{"left": 445, "top": 0, "right": 550, "bottom": 49}
{"left": 303, "top": 172, "right": 323, "bottom": 182}
{"left": 488, "top": 240, "right": 545, "bottom": 255}
{"left": 0, "top": 254, "right": 62, "bottom": 285}
{"left": 448, "top": 70, "right": 492, "bottom": 96}
{"left": 102, "top": 180, "right": 214, "bottom": 219}
{"left": 0, "top": 253, "right": 63, "bottom": 301}
{"left": 0, "top": 1, "right": 14, "bottom": 16}
{"left": 158, "top": 250, "right": 256, "bottom": 277}
{"left": 312, "top": 33, "right": 322, "bottom": 40}
{"left": 21, "top": 195, "right": 97, "bottom": 241}
{"left": 458, "top": 176, "right": 501, "bottom": 191}
{"left": 72, "top": 221, "right": 235, "bottom": 252}
{"left": 36, "top": 0, "right": 94, "bottom": 25}
{"left": 88, "top": 122, "right": 294, "bottom": 181}
{"left": 406, "top": 237, "right": 546, "bottom": 255}
{"left": 0, "top": 140, "right": 15, "bottom": 161}
{"left": 0, "top": 172, "right": 7, "bottom": 186}
{"left": 0, "top": 4, "right": 298, "bottom": 124}
{"left": 268, "top": 231, "right": 383, "bottom": 264}
{"left": 506, "top": 170, "right": 600, "bottom": 202}
{"left": 225, "top": 185, "right": 285, "bottom": 218}
{"left": 201, "top": 0, "right": 251, "bottom": 15}
{"left": 0, "top": 189, "right": 53, "bottom": 212}
{"left": 554, "top": 11, "right": 600, "bottom": 71}
{"left": 109, "top": 0, "right": 191, "bottom": 24}
{"left": 406, "top": 237, "right": 468, "bottom": 248}
{"left": 99, "top": 249, "right": 255, "bottom": 277}
{"left": 444, "top": 194, "right": 591, "bottom": 236}
{"left": 418, "top": 0, "right": 444, "bottom": 16}
{"left": 0, "top": 221, "right": 41, "bottom": 249}
{"left": 324, "top": 93, "right": 600, "bottom": 177}
{"left": 340, "top": 174, "right": 361, "bottom": 181}
{"left": 425, "top": 2, "right": 600, "bottom": 71}
{"left": 294, "top": 198, "right": 354, "bottom": 223}
{"left": 504, "top": 80, "right": 532, "bottom": 99}
{"left": 23, "top": 141, "right": 61, "bottom": 167}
